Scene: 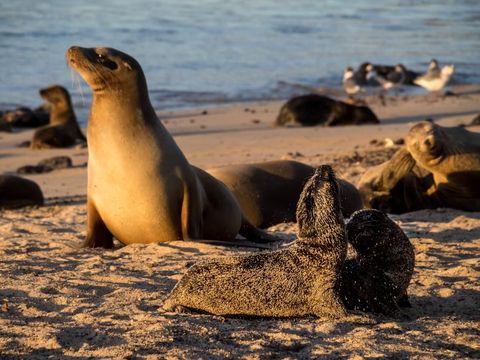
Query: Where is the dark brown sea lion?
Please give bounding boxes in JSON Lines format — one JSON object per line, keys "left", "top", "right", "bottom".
{"left": 207, "top": 160, "right": 363, "bottom": 228}
{"left": 0, "top": 175, "right": 44, "bottom": 209}
{"left": 31, "top": 85, "right": 86, "bottom": 149}
{"left": 2, "top": 106, "right": 49, "bottom": 128}
{"left": 67, "top": 46, "right": 274, "bottom": 249}
{"left": 164, "top": 166, "right": 414, "bottom": 318}
{"left": 275, "top": 94, "right": 379, "bottom": 127}
{"left": 359, "top": 121, "right": 480, "bottom": 213}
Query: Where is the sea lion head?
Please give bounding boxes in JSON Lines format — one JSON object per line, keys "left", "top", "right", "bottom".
{"left": 66, "top": 46, "right": 146, "bottom": 94}
{"left": 39, "top": 85, "right": 71, "bottom": 109}
{"left": 346, "top": 209, "right": 393, "bottom": 256}
{"left": 296, "top": 165, "right": 343, "bottom": 239}
{"left": 406, "top": 120, "right": 446, "bottom": 166}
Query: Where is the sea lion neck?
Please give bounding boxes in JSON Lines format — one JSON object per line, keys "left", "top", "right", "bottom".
{"left": 91, "top": 78, "right": 157, "bottom": 126}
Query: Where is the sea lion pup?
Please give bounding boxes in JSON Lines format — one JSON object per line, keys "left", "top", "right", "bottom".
{"left": 31, "top": 85, "right": 86, "bottom": 149}
{"left": 275, "top": 94, "right": 379, "bottom": 127}
{"left": 0, "top": 175, "right": 44, "bottom": 209}
{"left": 339, "top": 209, "right": 415, "bottom": 316}
{"left": 358, "top": 121, "right": 480, "bottom": 213}
{"left": 163, "top": 165, "right": 348, "bottom": 318}
{"left": 67, "top": 46, "right": 274, "bottom": 248}
{"left": 207, "top": 160, "right": 363, "bottom": 228}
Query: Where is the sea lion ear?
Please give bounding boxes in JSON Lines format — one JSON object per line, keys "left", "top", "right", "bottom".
{"left": 123, "top": 62, "right": 133, "bottom": 71}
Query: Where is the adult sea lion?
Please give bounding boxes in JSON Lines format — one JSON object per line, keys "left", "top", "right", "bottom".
{"left": 275, "top": 94, "right": 379, "bottom": 127}
{"left": 207, "top": 160, "right": 363, "bottom": 228}
{"left": 0, "top": 175, "right": 44, "bottom": 209}
{"left": 31, "top": 85, "right": 86, "bottom": 149}
{"left": 358, "top": 121, "right": 480, "bottom": 213}
{"left": 67, "top": 46, "right": 272, "bottom": 248}
{"left": 164, "top": 166, "right": 414, "bottom": 317}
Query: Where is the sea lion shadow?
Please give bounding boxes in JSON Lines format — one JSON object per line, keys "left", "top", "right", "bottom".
{"left": 407, "top": 288, "right": 479, "bottom": 321}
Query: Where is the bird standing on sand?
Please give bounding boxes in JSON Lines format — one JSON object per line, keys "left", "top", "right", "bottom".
{"left": 343, "top": 67, "right": 362, "bottom": 96}
{"left": 414, "top": 63, "right": 455, "bottom": 92}
{"left": 368, "top": 64, "right": 406, "bottom": 92}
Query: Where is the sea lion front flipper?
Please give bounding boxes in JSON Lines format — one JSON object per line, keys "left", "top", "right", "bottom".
{"left": 375, "top": 147, "right": 416, "bottom": 191}
{"left": 83, "top": 199, "right": 114, "bottom": 248}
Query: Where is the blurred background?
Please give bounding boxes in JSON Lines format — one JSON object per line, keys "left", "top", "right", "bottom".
{"left": 1, "top": 0, "right": 479, "bottom": 121}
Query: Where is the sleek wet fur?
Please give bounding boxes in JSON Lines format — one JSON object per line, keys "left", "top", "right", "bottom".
{"left": 207, "top": 160, "right": 363, "bottom": 228}
{"left": 275, "top": 94, "right": 379, "bottom": 127}
{"left": 67, "top": 46, "right": 274, "bottom": 248}
{"left": 0, "top": 175, "right": 44, "bottom": 209}
{"left": 358, "top": 121, "right": 480, "bottom": 213}
{"left": 31, "top": 85, "right": 86, "bottom": 149}
{"left": 164, "top": 166, "right": 414, "bottom": 318}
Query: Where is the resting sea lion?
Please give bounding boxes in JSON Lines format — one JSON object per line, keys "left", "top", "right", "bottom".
{"left": 67, "top": 46, "right": 273, "bottom": 248}
{"left": 275, "top": 94, "right": 379, "bottom": 127}
{"left": 0, "top": 175, "right": 44, "bottom": 209}
{"left": 2, "top": 106, "right": 49, "bottom": 128}
{"left": 358, "top": 121, "right": 480, "bottom": 213}
{"left": 31, "top": 85, "right": 86, "bottom": 149}
{"left": 163, "top": 165, "right": 348, "bottom": 318}
{"left": 164, "top": 166, "right": 413, "bottom": 317}
{"left": 339, "top": 209, "right": 415, "bottom": 315}
{"left": 207, "top": 160, "right": 363, "bottom": 228}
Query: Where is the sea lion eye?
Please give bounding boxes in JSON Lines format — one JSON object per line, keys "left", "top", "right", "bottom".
{"left": 96, "top": 53, "right": 118, "bottom": 70}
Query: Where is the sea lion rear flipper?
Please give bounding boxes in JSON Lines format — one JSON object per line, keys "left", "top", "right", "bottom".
{"left": 239, "top": 218, "right": 281, "bottom": 243}
{"left": 83, "top": 199, "right": 114, "bottom": 248}
{"left": 376, "top": 147, "right": 416, "bottom": 191}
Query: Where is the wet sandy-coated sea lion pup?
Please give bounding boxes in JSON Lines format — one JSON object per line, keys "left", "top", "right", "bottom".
{"left": 0, "top": 175, "right": 44, "bottom": 209}
{"left": 164, "top": 166, "right": 414, "bottom": 318}
{"left": 339, "top": 209, "right": 415, "bottom": 315}
{"left": 164, "top": 165, "right": 349, "bottom": 318}
{"left": 358, "top": 121, "right": 480, "bottom": 213}
{"left": 31, "top": 85, "right": 86, "bottom": 149}
{"left": 67, "top": 46, "right": 274, "bottom": 248}
{"left": 207, "top": 160, "right": 363, "bottom": 228}
{"left": 275, "top": 94, "right": 379, "bottom": 127}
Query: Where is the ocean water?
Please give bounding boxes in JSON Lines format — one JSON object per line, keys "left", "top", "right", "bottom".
{"left": 1, "top": 0, "right": 479, "bottom": 122}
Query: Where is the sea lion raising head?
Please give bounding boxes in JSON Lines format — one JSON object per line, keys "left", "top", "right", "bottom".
{"left": 31, "top": 85, "right": 86, "bottom": 149}
{"left": 163, "top": 165, "right": 348, "bottom": 318}
{"left": 67, "top": 46, "right": 273, "bottom": 248}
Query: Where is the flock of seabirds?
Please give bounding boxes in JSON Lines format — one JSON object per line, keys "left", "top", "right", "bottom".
{"left": 0, "top": 47, "right": 479, "bottom": 318}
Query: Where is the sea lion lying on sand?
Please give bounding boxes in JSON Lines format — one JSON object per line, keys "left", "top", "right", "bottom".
{"left": 164, "top": 166, "right": 414, "bottom": 318}
{"left": 359, "top": 121, "right": 480, "bottom": 213}
{"left": 207, "top": 160, "right": 363, "bottom": 228}
{"left": 31, "top": 85, "right": 86, "bottom": 149}
{"left": 275, "top": 94, "right": 379, "bottom": 127}
{"left": 0, "top": 175, "right": 44, "bottom": 209}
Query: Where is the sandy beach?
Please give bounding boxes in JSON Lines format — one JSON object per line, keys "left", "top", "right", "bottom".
{"left": 1, "top": 85, "right": 480, "bottom": 358}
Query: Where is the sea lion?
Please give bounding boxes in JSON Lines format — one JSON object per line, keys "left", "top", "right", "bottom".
{"left": 207, "top": 160, "right": 363, "bottom": 228}
{"left": 0, "top": 175, "right": 44, "bottom": 209}
{"left": 163, "top": 165, "right": 349, "bottom": 318}
{"left": 164, "top": 166, "right": 413, "bottom": 318}
{"left": 2, "top": 106, "right": 49, "bottom": 128}
{"left": 358, "top": 121, "right": 480, "bottom": 213}
{"left": 339, "top": 209, "right": 415, "bottom": 315}
{"left": 275, "top": 94, "right": 379, "bottom": 127}
{"left": 31, "top": 85, "right": 86, "bottom": 149}
{"left": 67, "top": 46, "right": 273, "bottom": 248}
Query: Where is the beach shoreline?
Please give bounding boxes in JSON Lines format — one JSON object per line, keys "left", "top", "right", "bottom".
{"left": 1, "top": 86, "right": 480, "bottom": 358}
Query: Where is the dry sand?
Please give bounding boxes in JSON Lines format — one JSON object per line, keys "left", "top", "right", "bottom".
{"left": 1, "top": 85, "right": 479, "bottom": 359}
